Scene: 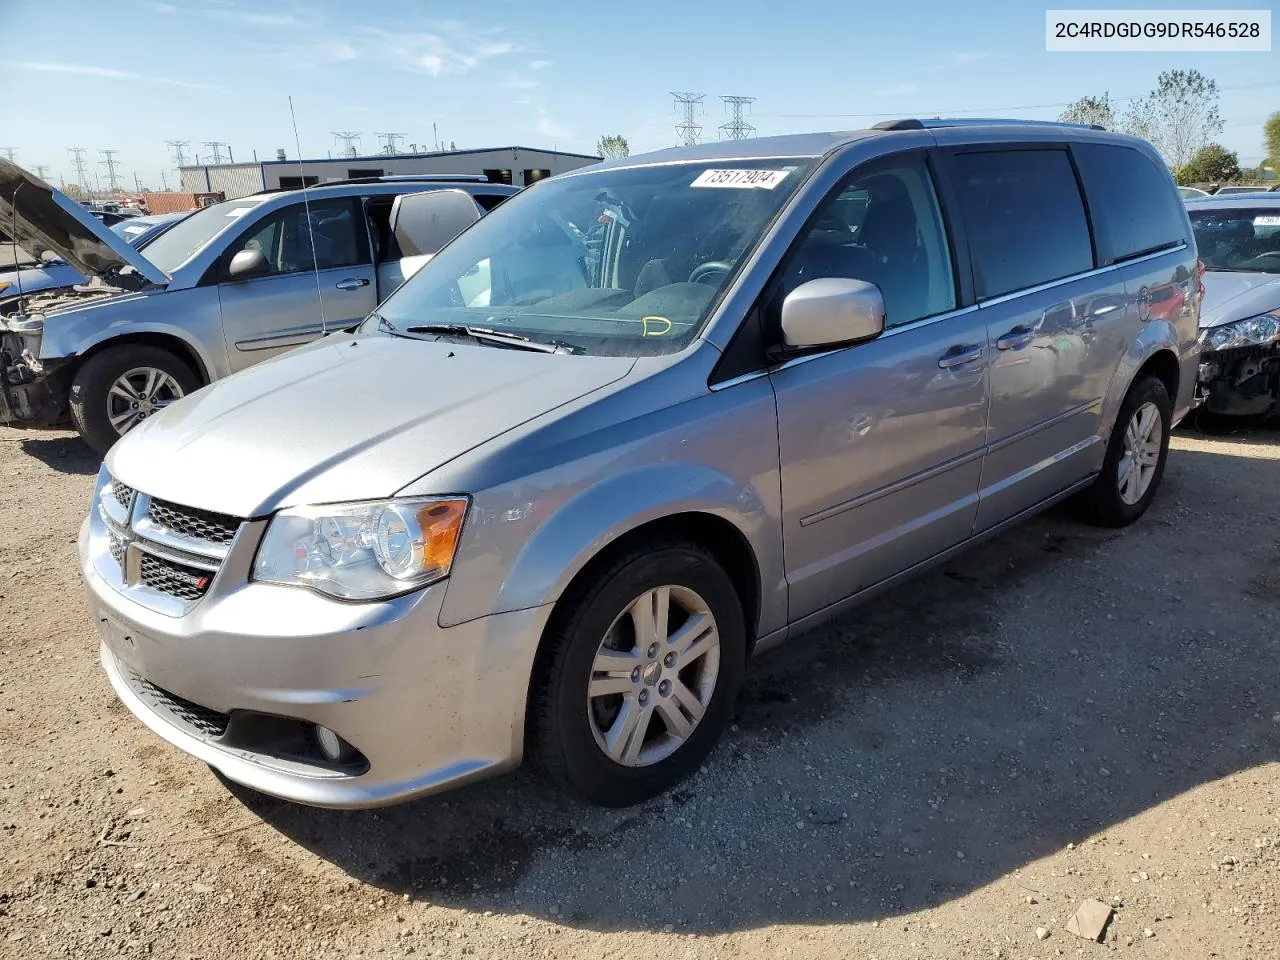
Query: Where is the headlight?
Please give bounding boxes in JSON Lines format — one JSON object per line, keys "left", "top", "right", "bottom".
{"left": 252, "top": 497, "right": 468, "bottom": 600}
{"left": 1199, "top": 310, "right": 1280, "bottom": 351}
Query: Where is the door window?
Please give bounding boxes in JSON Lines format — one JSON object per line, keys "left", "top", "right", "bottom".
{"left": 225, "top": 198, "right": 368, "bottom": 278}
{"left": 952, "top": 149, "right": 1094, "bottom": 298}
{"left": 783, "top": 157, "right": 956, "bottom": 328}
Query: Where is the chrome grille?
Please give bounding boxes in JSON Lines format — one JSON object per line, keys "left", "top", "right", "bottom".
{"left": 131, "top": 673, "right": 229, "bottom": 738}
{"left": 108, "top": 531, "right": 126, "bottom": 567}
{"left": 147, "top": 499, "right": 240, "bottom": 545}
{"left": 139, "top": 552, "right": 212, "bottom": 602}
{"left": 109, "top": 481, "right": 134, "bottom": 512}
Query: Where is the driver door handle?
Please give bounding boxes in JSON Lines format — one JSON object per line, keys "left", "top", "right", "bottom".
{"left": 335, "top": 278, "right": 369, "bottom": 291}
{"left": 996, "top": 326, "right": 1035, "bottom": 350}
{"left": 938, "top": 344, "right": 984, "bottom": 369}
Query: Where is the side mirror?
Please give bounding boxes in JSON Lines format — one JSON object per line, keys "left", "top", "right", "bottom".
{"left": 781, "top": 278, "right": 885, "bottom": 350}
{"left": 227, "top": 248, "right": 268, "bottom": 280}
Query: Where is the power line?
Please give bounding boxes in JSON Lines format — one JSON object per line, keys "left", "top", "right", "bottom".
{"left": 375, "top": 132, "right": 406, "bottom": 155}
{"left": 719, "top": 96, "right": 757, "bottom": 140}
{"left": 201, "top": 141, "right": 228, "bottom": 164}
{"left": 99, "top": 149, "right": 122, "bottom": 192}
{"left": 332, "top": 131, "right": 362, "bottom": 158}
{"left": 672, "top": 92, "right": 705, "bottom": 146}
{"left": 67, "top": 147, "right": 90, "bottom": 195}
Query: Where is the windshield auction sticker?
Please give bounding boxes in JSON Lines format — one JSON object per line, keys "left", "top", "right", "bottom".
{"left": 1046, "top": 9, "right": 1270, "bottom": 51}
{"left": 691, "top": 169, "right": 790, "bottom": 189}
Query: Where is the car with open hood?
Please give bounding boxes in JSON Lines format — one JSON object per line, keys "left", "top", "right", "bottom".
{"left": 1186, "top": 194, "right": 1280, "bottom": 419}
{"left": 0, "top": 211, "right": 186, "bottom": 308}
{"left": 81, "top": 120, "right": 1199, "bottom": 810}
{"left": 0, "top": 160, "right": 517, "bottom": 453}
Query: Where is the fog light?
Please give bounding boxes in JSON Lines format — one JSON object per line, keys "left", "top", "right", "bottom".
{"left": 314, "top": 725, "right": 346, "bottom": 762}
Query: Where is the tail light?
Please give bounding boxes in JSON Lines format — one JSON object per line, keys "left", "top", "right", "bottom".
{"left": 1196, "top": 259, "right": 1206, "bottom": 299}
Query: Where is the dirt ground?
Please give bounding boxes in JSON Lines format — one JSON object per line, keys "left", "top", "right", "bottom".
{"left": 0, "top": 423, "right": 1277, "bottom": 960}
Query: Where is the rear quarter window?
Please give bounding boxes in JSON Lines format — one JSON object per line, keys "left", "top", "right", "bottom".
{"left": 1074, "top": 143, "right": 1187, "bottom": 264}
{"left": 952, "top": 149, "right": 1094, "bottom": 299}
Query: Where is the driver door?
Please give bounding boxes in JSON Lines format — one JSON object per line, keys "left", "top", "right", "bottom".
{"left": 217, "top": 197, "right": 376, "bottom": 372}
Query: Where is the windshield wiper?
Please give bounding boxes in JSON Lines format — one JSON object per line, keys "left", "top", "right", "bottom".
{"left": 402, "top": 322, "right": 580, "bottom": 354}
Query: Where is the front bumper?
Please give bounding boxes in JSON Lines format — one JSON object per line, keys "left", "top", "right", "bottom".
{"left": 1197, "top": 342, "right": 1280, "bottom": 418}
{"left": 81, "top": 517, "right": 552, "bottom": 808}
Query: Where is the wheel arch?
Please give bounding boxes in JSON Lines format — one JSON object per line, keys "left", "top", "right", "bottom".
{"left": 70, "top": 331, "right": 213, "bottom": 385}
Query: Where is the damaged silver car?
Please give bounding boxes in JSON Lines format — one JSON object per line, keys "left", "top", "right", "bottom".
{"left": 1188, "top": 194, "right": 1280, "bottom": 419}
{"left": 0, "top": 160, "right": 516, "bottom": 454}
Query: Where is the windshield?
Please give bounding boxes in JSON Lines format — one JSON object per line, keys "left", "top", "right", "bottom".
{"left": 372, "top": 158, "right": 817, "bottom": 355}
{"left": 137, "top": 199, "right": 262, "bottom": 274}
{"left": 1190, "top": 208, "right": 1280, "bottom": 273}
{"left": 110, "top": 218, "right": 161, "bottom": 247}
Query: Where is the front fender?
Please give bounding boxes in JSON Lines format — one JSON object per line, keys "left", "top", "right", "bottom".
{"left": 39, "top": 287, "right": 229, "bottom": 381}
{"left": 495, "top": 460, "right": 768, "bottom": 618}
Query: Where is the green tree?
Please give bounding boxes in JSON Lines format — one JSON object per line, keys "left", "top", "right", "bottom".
{"left": 1264, "top": 111, "right": 1280, "bottom": 168}
{"left": 1173, "top": 144, "right": 1240, "bottom": 185}
{"left": 1142, "top": 69, "right": 1223, "bottom": 167}
{"left": 596, "top": 135, "right": 630, "bottom": 160}
{"left": 1060, "top": 94, "right": 1116, "bottom": 129}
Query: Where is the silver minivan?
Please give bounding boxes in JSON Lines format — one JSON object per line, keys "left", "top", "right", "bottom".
{"left": 81, "top": 121, "right": 1201, "bottom": 808}
{"left": 0, "top": 162, "right": 517, "bottom": 453}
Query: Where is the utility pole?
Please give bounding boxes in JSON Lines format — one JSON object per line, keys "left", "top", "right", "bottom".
{"left": 133, "top": 172, "right": 144, "bottom": 193}
{"left": 201, "top": 141, "right": 228, "bottom": 164}
{"left": 0, "top": 148, "right": 15, "bottom": 162}
{"left": 332, "top": 131, "right": 361, "bottom": 158}
{"left": 67, "top": 146, "right": 90, "bottom": 195}
{"left": 671, "top": 92, "right": 705, "bottom": 146}
{"left": 99, "top": 149, "right": 122, "bottom": 192}
{"left": 160, "top": 171, "right": 169, "bottom": 190}
{"left": 33, "top": 164, "right": 51, "bottom": 181}
{"left": 376, "top": 132, "right": 406, "bottom": 155}
{"left": 719, "top": 96, "right": 757, "bottom": 140}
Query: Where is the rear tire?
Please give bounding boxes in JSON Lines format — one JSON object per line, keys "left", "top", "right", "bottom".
{"left": 1080, "top": 374, "right": 1172, "bottom": 527}
{"left": 69, "top": 345, "right": 199, "bottom": 457}
{"left": 530, "top": 540, "right": 746, "bottom": 807}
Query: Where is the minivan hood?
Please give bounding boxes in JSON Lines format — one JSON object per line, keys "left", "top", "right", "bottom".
{"left": 1199, "top": 271, "right": 1280, "bottom": 328}
{"left": 108, "top": 335, "right": 635, "bottom": 517}
{"left": 0, "top": 160, "right": 167, "bottom": 287}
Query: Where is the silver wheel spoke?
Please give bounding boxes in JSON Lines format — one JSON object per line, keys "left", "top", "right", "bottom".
{"left": 1117, "top": 456, "right": 1134, "bottom": 487}
{"left": 671, "top": 679, "right": 706, "bottom": 724}
{"left": 668, "top": 610, "right": 715, "bottom": 658}
{"left": 655, "top": 698, "right": 694, "bottom": 739}
{"left": 593, "top": 648, "right": 641, "bottom": 674}
{"left": 142, "top": 368, "right": 160, "bottom": 400}
{"left": 628, "top": 586, "right": 669, "bottom": 648}
{"left": 603, "top": 697, "right": 642, "bottom": 761}
{"left": 589, "top": 673, "right": 636, "bottom": 698}
{"left": 110, "top": 381, "right": 140, "bottom": 403}
{"left": 109, "top": 410, "right": 139, "bottom": 431}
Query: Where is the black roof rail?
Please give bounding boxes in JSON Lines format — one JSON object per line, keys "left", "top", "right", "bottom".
{"left": 874, "top": 118, "right": 1106, "bottom": 132}
{"left": 321, "top": 173, "right": 494, "bottom": 186}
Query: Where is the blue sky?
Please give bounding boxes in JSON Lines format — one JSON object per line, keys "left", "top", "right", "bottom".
{"left": 1, "top": 0, "right": 1275, "bottom": 191}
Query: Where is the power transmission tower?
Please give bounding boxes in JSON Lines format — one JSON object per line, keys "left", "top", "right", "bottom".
{"left": 67, "top": 147, "right": 90, "bottom": 195}
{"left": 375, "top": 132, "right": 405, "bottom": 155}
{"left": 332, "top": 131, "right": 362, "bottom": 158}
{"left": 671, "top": 92, "right": 705, "bottom": 146}
{"left": 201, "top": 141, "right": 228, "bottom": 164}
{"left": 719, "top": 96, "right": 757, "bottom": 140}
{"left": 99, "top": 150, "right": 122, "bottom": 192}
{"left": 33, "top": 165, "right": 50, "bottom": 180}
{"left": 0, "top": 148, "right": 15, "bottom": 162}
{"left": 166, "top": 140, "right": 190, "bottom": 167}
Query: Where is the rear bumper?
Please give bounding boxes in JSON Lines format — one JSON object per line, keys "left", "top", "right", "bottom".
{"left": 82, "top": 518, "right": 552, "bottom": 808}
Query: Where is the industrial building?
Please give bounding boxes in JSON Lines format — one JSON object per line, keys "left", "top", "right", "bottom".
{"left": 178, "top": 146, "right": 601, "bottom": 199}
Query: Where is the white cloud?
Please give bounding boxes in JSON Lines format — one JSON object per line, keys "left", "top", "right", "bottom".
{"left": 14, "top": 61, "right": 225, "bottom": 92}
{"left": 874, "top": 83, "right": 917, "bottom": 97}
{"left": 362, "top": 23, "right": 519, "bottom": 77}
{"left": 141, "top": 1, "right": 177, "bottom": 12}
{"left": 503, "top": 71, "right": 541, "bottom": 91}
{"left": 528, "top": 59, "right": 553, "bottom": 70}
{"left": 214, "top": 10, "right": 302, "bottom": 27}
{"left": 948, "top": 51, "right": 989, "bottom": 64}
{"left": 534, "top": 108, "right": 571, "bottom": 142}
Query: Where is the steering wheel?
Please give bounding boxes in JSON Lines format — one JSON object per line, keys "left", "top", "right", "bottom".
{"left": 689, "top": 260, "right": 733, "bottom": 286}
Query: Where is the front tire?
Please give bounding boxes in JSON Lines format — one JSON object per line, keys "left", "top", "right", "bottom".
{"left": 1081, "top": 374, "right": 1172, "bottom": 526}
{"left": 69, "top": 345, "right": 199, "bottom": 456}
{"left": 530, "top": 541, "right": 747, "bottom": 807}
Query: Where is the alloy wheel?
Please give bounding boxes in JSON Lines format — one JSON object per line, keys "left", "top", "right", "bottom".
{"left": 107, "top": 366, "right": 184, "bottom": 436}
{"left": 1117, "top": 400, "right": 1162, "bottom": 505}
{"left": 587, "top": 585, "right": 721, "bottom": 767}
